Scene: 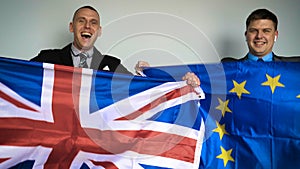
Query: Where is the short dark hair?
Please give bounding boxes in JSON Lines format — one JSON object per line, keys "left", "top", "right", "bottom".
{"left": 246, "top": 8, "right": 278, "bottom": 30}
{"left": 72, "top": 5, "right": 99, "bottom": 22}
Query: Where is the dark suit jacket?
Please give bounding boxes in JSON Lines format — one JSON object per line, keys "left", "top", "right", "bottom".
{"left": 30, "top": 43, "right": 132, "bottom": 75}
{"left": 221, "top": 53, "right": 300, "bottom": 62}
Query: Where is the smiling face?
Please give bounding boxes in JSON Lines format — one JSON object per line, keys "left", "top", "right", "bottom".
{"left": 245, "top": 19, "right": 278, "bottom": 57}
{"left": 69, "top": 8, "right": 102, "bottom": 51}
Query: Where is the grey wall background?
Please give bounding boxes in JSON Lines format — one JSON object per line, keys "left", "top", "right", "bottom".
{"left": 0, "top": 0, "right": 299, "bottom": 73}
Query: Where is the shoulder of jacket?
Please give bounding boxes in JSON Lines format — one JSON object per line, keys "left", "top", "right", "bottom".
{"left": 103, "top": 54, "right": 121, "bottom": 62}
{"left": 39, "top": 44, "right": 70, "bottom": 54}
{"left": 221, "top": 57, "right": 240, "bottom": 62}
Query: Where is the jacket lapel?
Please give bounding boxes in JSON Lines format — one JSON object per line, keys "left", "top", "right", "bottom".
{"left": 90, "top": 48, "right": 105, "bottom": 70}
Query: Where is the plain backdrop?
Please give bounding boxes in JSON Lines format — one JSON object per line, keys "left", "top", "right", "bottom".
{"left": 0, "top": 0, "right": 299, "bottom": 73}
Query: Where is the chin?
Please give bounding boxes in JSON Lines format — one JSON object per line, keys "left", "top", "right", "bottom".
{"left": 253, "top": 49, "right": 266, "bottom": 54}
{"left": 81, "top": 43, "right": 92, "bottom": 48}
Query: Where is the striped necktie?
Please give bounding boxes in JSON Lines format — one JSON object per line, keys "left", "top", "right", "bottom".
{"left": 78, "top": 52, "right": 88, "bottom": 68}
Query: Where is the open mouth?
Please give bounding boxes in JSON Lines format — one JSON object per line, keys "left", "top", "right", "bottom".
{"left": 254, "top": 41, "right": 266, "bottom": 45}
{"left": 254, "top": 41, "right": 266, "bottom": 46}
{"left": 81, "top": 32, "right": 92, "bottom": 39}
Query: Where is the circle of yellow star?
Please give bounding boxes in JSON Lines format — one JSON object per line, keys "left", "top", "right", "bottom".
{"left": 229, "top": 80, "right": 250, "bottom": 99}
{"left": 261, "top": 74, "right": 285, "bottom": 94}
{"left": 215, "top": 98, "right": 232, "bottom": 117}
{"left": 216, "top": 146, "right": 235, "bottom": 167}
{"left": 213, "top": 121, "right": 229, "bottom": 140}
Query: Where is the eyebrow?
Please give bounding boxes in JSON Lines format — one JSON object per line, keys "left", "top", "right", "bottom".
{"left": 248, "top": 27, "right": 273, "bottom": 30}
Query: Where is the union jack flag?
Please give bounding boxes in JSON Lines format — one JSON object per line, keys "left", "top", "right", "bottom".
{"left": 0, "top": 57, "right": 205, "bottom": 169}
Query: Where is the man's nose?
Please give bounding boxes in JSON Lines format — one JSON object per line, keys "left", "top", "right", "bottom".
{"left": 256, "top": 31, "right": 264, "bottom": 39}
{"left": 84, "top": 22, "right": 91, "bottom": 28}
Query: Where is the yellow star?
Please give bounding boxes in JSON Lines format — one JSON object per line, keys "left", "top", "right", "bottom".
{"left": 216, "top": 146, "right": 235, "bottom": 167}
{"left": 215, "top": 98, "right": 232, "bottom": 117}
{"left": 229, "top": 80, "right": 250, "bottom": 99}
{"left": 261, "top": 74, "right": 285, "bottom": 94}
{"left": 297, "top": 94, "right": 300, "bottom": 98}
{"left": 212, "top": 121, "right": 229, "bottom": 140}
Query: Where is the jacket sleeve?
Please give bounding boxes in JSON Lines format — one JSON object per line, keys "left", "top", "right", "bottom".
{"left": 101, "top": 55, "right": 133, "bottom": 75}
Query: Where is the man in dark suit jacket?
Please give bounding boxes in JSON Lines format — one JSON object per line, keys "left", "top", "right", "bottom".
{"left": 31, "top": 5, "right": 132, "bottom": 75}
{"left": 221, "top": 8, "right": 300, "bottom": 62}
{"left": 221, "top": 53, "right": 300, "bottom": 62}
{"left": 31, "top": 5, "right": 202, "bottom": 87}
{"left": 31, "top": 43, "right": 132, "bottom": 74}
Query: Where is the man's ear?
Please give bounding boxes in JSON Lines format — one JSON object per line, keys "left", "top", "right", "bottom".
{"left": 274, "top": 30, "right": 278, "bottom": 42}
{"left": 244, "top": 31, "right": 247, "bottom": 41}
{"left": 69, "top": 22, "right": 74, "bottom": 33}
{"left": 97, "top": 26, "right": 102, "bottom": 37}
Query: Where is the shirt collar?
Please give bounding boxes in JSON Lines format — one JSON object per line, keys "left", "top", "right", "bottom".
{"left": 71, "top": 44, "right": 94, "bottom": 58}
{"left": 248, "top": 52, "right": 273, "bottom": 62}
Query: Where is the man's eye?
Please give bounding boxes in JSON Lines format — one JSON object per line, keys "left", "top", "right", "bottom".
{"left": 248, "top": 29, "right": 256, "bottom": 33}
{"left": 91, "top": 21, "right": 98, "bottom": 25}
{"left": 78, "top": 19, "right": 85, "bottom": 23}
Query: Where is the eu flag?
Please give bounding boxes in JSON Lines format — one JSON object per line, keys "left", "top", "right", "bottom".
{"left": 144, "top": 61, "right": 300, "bottom": 169}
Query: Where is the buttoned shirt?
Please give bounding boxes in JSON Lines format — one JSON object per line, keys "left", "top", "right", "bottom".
{"left": 71, "top": 44, "right": 94, "bottom": 68}
{"left": 248, "top": 52, "right": 273, "bottom": 62}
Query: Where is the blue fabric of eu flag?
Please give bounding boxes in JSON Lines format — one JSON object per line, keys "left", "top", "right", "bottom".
{"left": 144, "top": 61, "right": 300, "bottom": 169}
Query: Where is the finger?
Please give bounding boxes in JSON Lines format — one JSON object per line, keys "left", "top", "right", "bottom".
{"left": 182, "top": 72, "right": 192, "bottom": 81}
{"left": 183, "top": 72, "right": 201, "bottom": 87}
{"left": 138, "top": 61, "right": 150, "bottom": 67}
